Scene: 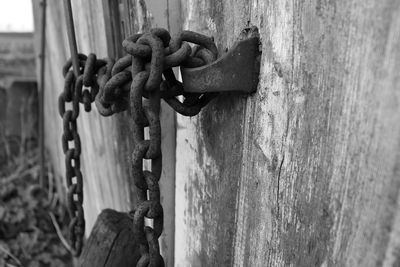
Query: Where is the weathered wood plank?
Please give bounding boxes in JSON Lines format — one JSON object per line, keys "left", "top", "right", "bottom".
{"left": 33, "top": 0, "right": 133, "bottom": 234}
{"left": 132, "top": 1, "right": 180, "bottom": 265}
{"left": 79, "top": 209, "right": 140, "bottom": 267}
{"left": 175, "top": 1, "right": 251, "bottom": 266}
{"left": 176, "top": 0, "right": 400, "bottom": 266}
{"left": 33, "top": 1, "right": 179, "bottom": 264}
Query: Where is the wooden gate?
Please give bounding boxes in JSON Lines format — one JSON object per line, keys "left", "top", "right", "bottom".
{"left": 34, "top": 0, "right": 400, "bottom": 266}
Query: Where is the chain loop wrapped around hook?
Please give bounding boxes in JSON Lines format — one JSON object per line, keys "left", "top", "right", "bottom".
{"left": 60, "top": 28, "right": 220, "bottom": 262}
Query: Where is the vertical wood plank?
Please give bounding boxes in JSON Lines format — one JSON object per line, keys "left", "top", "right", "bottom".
{"left": 132, "top": 0, "right": 180, "bottom": 264}
{"left": 33, "top": 0, "right": 133, "bottom": 235}
{"left": 175, "top": 1, "right": 251, "bottom": 266}
{"left": 176, "top": 0, "right": 400, "bottom": 266}
{"left": 102, "top": 0, "right": 124, "bottom": 58}
{"left": 33, "top": 0, "right": 178, "bottom": 265}
{"left": 238, "top": 1, "right": 400, "bottom": 266}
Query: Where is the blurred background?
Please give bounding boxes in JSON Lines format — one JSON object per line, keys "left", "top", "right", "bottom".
{"left": 0, "top": 0, "right": 36, "bottom": 154}
{"left": 0, "top": 1, "right": 73, "bottom": 266}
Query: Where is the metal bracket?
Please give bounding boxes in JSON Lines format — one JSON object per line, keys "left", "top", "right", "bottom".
{"left": 181, "top": 26, "right": 261, "bottom": 94}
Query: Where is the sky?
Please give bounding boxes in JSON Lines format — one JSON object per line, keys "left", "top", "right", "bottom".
{"left": 0, "top": 0, "right": 34, "bottom": 32}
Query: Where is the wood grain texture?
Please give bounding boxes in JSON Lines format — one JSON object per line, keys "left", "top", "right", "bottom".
{"left": 33, "top": 0, "right": 130, "bottom": 235}
{"left": 79, "top": 209, "right": 140, "bottom": 267}
{"left": 175, "top": 1, "right": 251, "bottom": 266}
{"left": 32, "top": 1, "right": 179, "bottom": 264}
{"left": 135, "top": 1, "right": 180, "bottom": 264}
{"left": 175, "top": 0, "right": 400, "bottom": 266}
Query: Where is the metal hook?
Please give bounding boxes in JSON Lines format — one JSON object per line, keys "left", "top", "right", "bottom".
{"left": 181, "top": 26, "right": 261, "bottom": 94}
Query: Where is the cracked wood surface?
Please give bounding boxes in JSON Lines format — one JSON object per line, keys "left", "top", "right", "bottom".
{"left": 175, "top": 0, "right": 400, "bottom": 266}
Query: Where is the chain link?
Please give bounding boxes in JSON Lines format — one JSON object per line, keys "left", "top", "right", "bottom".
{"left": 60, "top": 28, "right": 218, "bottom": 263}
{"left": 58, "top": 69, "right": 85, "bottom": 256}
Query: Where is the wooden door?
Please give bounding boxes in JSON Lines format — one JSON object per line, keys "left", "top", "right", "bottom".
{"left": 175, "top": 0, "right": 400, "bottom": 266}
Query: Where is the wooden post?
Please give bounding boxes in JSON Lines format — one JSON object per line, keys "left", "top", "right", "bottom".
{"left": 78, "top": 209, "right": 141, "bottom": 267}
{"left": 175, "top": 0, "right": 400, "bottom": 266}
{"left": 38, "top": 0, "right": 46, "bottom": 188}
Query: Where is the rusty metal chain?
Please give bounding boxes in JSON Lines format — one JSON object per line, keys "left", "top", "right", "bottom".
{"left": 58, "top": 68, "right": 85, "bottom": 256}
{"left": 60, "top": 28, "right": 218, "bottom": 263}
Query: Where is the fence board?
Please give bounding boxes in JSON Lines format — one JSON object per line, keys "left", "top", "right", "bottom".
{"left": 32, "top": 1, "right": 179, "bottom": 264}
{"left": 175, "top": 0, "right": 400, "bottom": 266}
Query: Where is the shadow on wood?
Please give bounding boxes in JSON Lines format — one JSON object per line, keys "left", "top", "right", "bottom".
{"left": 79, "top": 209, "right": 140, "bottom": 267}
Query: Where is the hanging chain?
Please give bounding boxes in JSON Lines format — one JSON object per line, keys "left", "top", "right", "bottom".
{"left": 59, "top": 28, "right": 218, "bottom": 262}
{"left": 58, "top": 68, "right": 85, "bottom": 256}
